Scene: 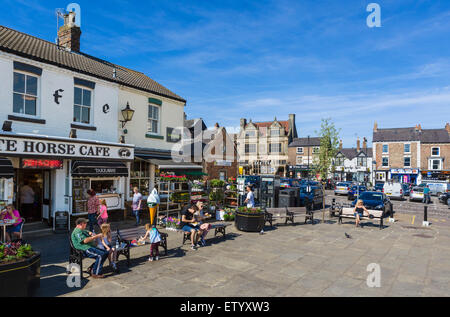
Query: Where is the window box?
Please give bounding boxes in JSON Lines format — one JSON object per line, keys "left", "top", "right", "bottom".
{"left": 146, "top": 134, "right": 164, "bottom": 140}
{"left": 8, "top": 115, "right": 46, "bottom": 125}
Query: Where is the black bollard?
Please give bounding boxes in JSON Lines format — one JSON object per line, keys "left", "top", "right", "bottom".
{"left": 424, "top": 206, "right": 428, "bottom": 222}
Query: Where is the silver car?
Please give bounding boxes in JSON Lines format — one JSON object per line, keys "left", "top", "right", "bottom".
{"left": 334, "top": 182, "right": 351, "bottom": 195}
{"left": 409, "top": 187, "right": 424, "bottom": 202}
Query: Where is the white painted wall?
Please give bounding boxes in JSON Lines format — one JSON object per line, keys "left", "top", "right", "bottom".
{"left": 0, "top": 53, "right": 120, "bottom": 143}
{"left": 118, "top": 87, "right": 185, "bottom": 151}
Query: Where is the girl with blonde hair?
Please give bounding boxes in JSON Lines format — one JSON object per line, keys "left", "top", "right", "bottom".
{"left": 97, "top": 223, "right": 119, "bottom": 273}
{"left": 353, "top": 200, "right": 369, "bottom": 228}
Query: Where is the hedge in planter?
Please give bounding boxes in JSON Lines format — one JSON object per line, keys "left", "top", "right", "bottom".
{"left": 0, "top": 242, "right": 40, "bottom": 297}
{"left": 235, "top": 207, "right": 265, "bottom": 232}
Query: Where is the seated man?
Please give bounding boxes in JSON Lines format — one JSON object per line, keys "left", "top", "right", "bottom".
{"left": 71, "top": 218, "right": 109, "bottom": 279}
{"left": 181, "top": 205, "right": 204, "bottom": 250}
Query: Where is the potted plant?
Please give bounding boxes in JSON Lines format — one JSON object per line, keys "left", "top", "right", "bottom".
{"left": 235, "top": 207, "right": 265, "bottom": 232}
{"left": 0, "top": 241, "right": 40, "bottom": 297}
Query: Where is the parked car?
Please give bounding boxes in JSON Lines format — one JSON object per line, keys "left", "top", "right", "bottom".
{"left": 299, "top": 186, "right": 324, "bottom": 210}
{"left": 438, "top": 192, "right": 449, "bottom": 204}
{"left": 402, "top": 183, "right": 411, "bottom": 197}
{"left": 334, "top": 182, "right": 352, "bottom": 195}
{"left": 351, "top": 191, "right": 394, "bottom": 217}
{"left": 374, "top": 183, "right": 385, "bottom": 192}
{"left": 383, "top": 182, "right": 405, "bottom": 200}
{"left": 348, "top": 185, "right": 367, "bottom": 201}
{"left": 409, "top": 187, "right": 424, "bottom": 202}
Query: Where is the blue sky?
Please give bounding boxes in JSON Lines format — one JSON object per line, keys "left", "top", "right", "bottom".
{"left": 1, "top": 0, "right": 450, "bottom": 147}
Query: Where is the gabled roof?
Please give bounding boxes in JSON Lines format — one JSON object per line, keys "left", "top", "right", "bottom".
{"left": 337, "top": 148, "right": 373, "bottom": 160}
{"left": 0, "top": 25, "right": 186, "bottom": 103}
{"left": 247, "top": 121, "right": 289, "bottom": 134}
{"left": 373, "top": 127, "right": 450, "bottom": 143}
{"left": 289, "top": 137, "right": 321, "bottom": 147}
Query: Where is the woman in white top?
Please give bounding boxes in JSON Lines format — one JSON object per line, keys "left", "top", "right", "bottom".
{"left": 244, "top": 185, "right": 255, "bottom": 208}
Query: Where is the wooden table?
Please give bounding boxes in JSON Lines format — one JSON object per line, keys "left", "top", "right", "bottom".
{"left": 0, "top": 220, "right": 16, "bottom": 243}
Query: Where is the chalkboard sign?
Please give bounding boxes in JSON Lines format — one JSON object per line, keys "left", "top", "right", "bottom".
{"left": 54, "top": 211, "right": 69, "bottom": 233}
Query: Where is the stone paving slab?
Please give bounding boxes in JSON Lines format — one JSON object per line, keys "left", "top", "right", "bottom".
{"left": 30, "top": 211, "right": 450, "bottom": 297}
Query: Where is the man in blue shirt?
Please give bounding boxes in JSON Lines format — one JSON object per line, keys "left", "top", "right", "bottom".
{"left": 423, "top": 186, "right": 431, "bottom": 204}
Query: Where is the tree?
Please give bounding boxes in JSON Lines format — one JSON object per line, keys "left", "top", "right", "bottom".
{"left": 314, "top": 118, "right": 341, "bottom": 181}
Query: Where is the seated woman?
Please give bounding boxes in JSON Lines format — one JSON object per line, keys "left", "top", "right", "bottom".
{"left": 353, "top": 200, "right": 370, "bottom": 228}
{"left": 1, "top": 205, "right": 23, "bottom": 242}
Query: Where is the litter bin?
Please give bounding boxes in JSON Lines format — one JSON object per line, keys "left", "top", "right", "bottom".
{"left": 278, "top": 188, "right": 299, "bottom": 207}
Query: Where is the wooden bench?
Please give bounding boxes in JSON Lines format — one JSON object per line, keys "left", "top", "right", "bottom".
{"left": 265, "top": 206, "right": 315, "bottom": 227}
{"left": 338, "top": 207, "right": 385, "bottom": 229}
{"left": 68, "top": 226, "right": 168, "bottom": 279}
{"left": 181, "top": 223, "right": 231, "bottom": 245}
{"left": 264, "top": 208, "right": 293, "bottom": 227}
{"left": 287, "top": 206, "right": 315, "bottom": 225}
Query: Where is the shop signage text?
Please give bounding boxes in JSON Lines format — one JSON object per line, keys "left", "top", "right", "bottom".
{"left": 0, "top": 136, "right": 134, "bottom": 160}
{"left": 22, "top": 159, "right": 64, "bottom": 169}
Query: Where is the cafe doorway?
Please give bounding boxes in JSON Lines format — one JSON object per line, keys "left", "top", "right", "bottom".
{"left": 16, "top": 169, "right": 52, "bottom": 224}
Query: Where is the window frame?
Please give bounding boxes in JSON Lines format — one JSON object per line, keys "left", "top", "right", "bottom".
{"left": 382, "top": 144, "right": 389, "bottom": 154}
{"left": 13, "top": 70, "right": 40, "bottom": 117}
{"left": 245, "top": 144, "right": 256, "bottom": 154}
{"left": 297, "top": 147, "right": 304, "bottom": 154}
{"left": 382, "top": 156, "right": 389, "bottom": 168}
{"left": 73, "top": 85, "right": 93, "bottom": 125}
{"left": 431, "top": 147, "right": 440, "bottom": 157}
{"left": 404, "top": 143, "right": 411, "bottom": 154}
{"left": 404, "top": 156, "right": 411, "bottom": 168}
{"left": 269, "top": 143, "right": 282, "bottom": 154}
{"left": 147, "top": 103, "right": 161, "bottom": 135}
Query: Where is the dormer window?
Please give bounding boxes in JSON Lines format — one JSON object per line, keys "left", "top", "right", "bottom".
{"left": 270, "top": 129, "right": 280, "bottom": 137}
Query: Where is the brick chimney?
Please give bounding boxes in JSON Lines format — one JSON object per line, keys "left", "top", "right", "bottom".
{"left": 445, "top": 123, "right": 450, "bottom": 134}
{"left": 339, "top": 140, "right": 343, "bottom": 150}
{"left": 363, "top": 137, "right": 368, "bottom": 151}
{"left": 240, "top": 118, "right": 247, "bottom": 130}
{"left": 357, "top": 137, "right": 361, "bottom": 152}
{"left": 418, "top": 124, "right": 422, "bottom": 132}
{"left": 214, "top": 123, "right": 220, "bottom": 129}
{"left": 289, "top": 114, "right": 298, "bottom": 139}
{"left": 57, "top": 11, "right": 81, "bottom": 52}
{"left": 373, "top": 122, "right": 378, "bottom": 132}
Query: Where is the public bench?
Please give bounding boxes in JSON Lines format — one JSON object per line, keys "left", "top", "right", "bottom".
{"left": 265, "top": 206, "right": 314, "bottom": 227}
{"left": 68, "top": 226, "right": 168, "bottom": 279}
{"left": 338, "top": 207, "right": 385, "bottom": 229}
{"left": 181, "top": 223, "right": 231, "bottom": 245}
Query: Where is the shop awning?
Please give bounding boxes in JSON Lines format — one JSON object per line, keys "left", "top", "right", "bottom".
{"left": 71, "top": 161, "right": 129, "bottom": 177}
{"left": 149, "top": 159, "right": 203, "bottom": 170}
{"left": 0, "top": 158, "right": 14, "bottom": 179}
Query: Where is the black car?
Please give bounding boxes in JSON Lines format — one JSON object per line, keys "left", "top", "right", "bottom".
{"left": 439, "top": 192, "right": 449, "bottom": 205}
{"left": 299, "top": 186, "right": 324, "bottom": 210}
{"left": 351, "top": 191, "right": 394, "bottom": 217}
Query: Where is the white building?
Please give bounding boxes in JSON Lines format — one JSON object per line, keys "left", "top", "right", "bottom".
{"left": 0, "top": 13, "right": 186, "bottom": 224}
{"left": 333, "top": 138, "right": 374, "bottom": 185}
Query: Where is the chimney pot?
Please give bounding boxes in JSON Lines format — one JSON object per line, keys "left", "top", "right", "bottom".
{"left": 445, "top": 123, "right": 450, "bottom": 134}
{"left": 357, "top": 137, "right": 361, "bottom": 152}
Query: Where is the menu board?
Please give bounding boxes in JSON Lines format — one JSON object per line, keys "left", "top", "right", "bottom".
{"left": 72, "top": 179, "right": 90, "bottom": 213}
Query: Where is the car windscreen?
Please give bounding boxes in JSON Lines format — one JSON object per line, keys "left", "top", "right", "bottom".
{"left": 360, "top": 192, "right": 383, "bottom": 201}
{"left": 336, "top": 183, "right": 348, "bottom": 187}
{"left": 413, "top": 188, "right": 424, "bottom": 192}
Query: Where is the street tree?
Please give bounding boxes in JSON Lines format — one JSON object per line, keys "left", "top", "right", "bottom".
{"left": 314, "top": 118, "right": 341, "bottom": 181}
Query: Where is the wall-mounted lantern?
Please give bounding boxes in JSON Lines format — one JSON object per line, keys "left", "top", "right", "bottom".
{"left": 120, "top": 102, "right": 135, "bottom": 128}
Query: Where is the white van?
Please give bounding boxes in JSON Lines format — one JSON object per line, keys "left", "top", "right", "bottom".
{"left": 424, "top": 183, "right": 450, "bottom": 196}
{"left": 383, "top": 182, "right": 404, "bottom": 200}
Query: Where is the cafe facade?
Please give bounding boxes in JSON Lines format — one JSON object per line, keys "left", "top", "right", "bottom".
{"left": 0, "top": 20, "right": 186, "bottom": 223}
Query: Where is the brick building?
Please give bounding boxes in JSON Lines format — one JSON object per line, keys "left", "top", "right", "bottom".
{"left": 237, "top": 115, "right": 298, "bottom": 175}
{"left": 372, "top": 122, "right": 450, "bottom": 184}
{"left": 287, "top": 137, "right": 321, "bottom": 179}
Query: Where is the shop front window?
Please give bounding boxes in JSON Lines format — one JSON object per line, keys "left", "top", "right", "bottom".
{"left": 130, "top": 159, "right": 151, "bottom": 197}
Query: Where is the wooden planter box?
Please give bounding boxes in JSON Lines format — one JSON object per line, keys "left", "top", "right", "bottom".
{"left": 235, "top": 211, "right": 265, "bottom": 232}
{"left": 0, "top": 253, "right": 41, "bottom": 297}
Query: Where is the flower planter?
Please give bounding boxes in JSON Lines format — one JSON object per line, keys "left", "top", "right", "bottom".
{"left": 0, "top": 252, "right": 40, "bottom": 297}
{"left": 235, "top": 211, "right": 265, "bottom": 232}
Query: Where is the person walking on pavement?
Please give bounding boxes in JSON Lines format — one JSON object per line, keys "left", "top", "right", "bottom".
{"left": 423, "top": 185, "right": 431, "bottom": 204}
{"left": 244, "top": 185, "right": 255, "bottom": 208}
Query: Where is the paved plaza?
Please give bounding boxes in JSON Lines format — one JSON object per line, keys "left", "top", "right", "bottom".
{"left": 30, "top": 208, "right": 450, "bottom": 298}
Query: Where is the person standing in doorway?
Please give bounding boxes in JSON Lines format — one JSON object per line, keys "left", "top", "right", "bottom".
{"left": 244, "top": 185, "right": 255, "bottom": 208}
{"left": 87, "top": 189, "right": 100, "bottom": 232}
{"left": 20, "top": 181, "right": 35, "bottom": 222}
{"left": 132, "top": 187, "right": 143, "bottom": 227}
